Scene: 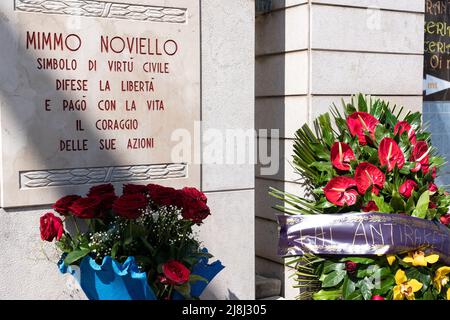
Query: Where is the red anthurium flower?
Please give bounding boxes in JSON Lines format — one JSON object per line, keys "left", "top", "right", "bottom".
{"left": 440, "top": 214, "right": 450, "bottom": 225}
{"left": 346, "top": 112, "right": 379, "bottom": 145}
{"left": 355, "top": 162, "right": 386, "bottom": 195}
{"left": 378, "top": 138, "right": 405, "bottom": 172}
{"left": 362, "top": 200, "right": 379, "bottom": 212}
{"left": 410, "top": 141, "right": 430, "bottom": 173}
{"left": 330, "top": 142, "right": 356, "bottom": 171}
{"left": 323, "top": 176, "right": 358, "bottom": 207}
{"left": 394, "top": 121, "right": 416, "bottom": 145}
{"left": 399, "top": 179, "right": 418, "bottom": 198}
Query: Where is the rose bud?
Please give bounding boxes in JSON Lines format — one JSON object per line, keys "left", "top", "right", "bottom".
{"left": 371, "top": 295, "right": 385, "bottom": 300}
{"left": 428, "top": 183, "right": 438, "bottom": 194}
{"left": 362, "top": 200, "right": 379, "bottom": 212}
{"left": 345, "top": 261, "right": 358, "bottom": 273}
{"left": 40, "top": 212, "right": 64, "bottom": 242}
{"left": 399, "top": 179, "right": 418, "bottom": 198}
{"left": 429, "top": 202, "right": 437, "bottom": 209}
{"left": 440, "top": 214, "right": 450, "bottom": 226}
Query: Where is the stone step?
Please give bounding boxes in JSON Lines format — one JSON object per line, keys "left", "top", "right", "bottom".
{"left": 255, "top": 274, "right": 282, "bottom": 299}
{"left": 259, "top": 296, "right": 285, "bottom": 300}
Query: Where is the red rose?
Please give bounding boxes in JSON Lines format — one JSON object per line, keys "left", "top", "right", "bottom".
{"left": 123, "top": 184, "right": 148, "bottom": 195}
{"left": 440, "top": 214, "right": 450, "bottom": 225}
{"left": 330, "top": 142, "right": 356, "bottom": 171}
{"left": 362, "top": 200, "right": 379, "bottom": 212}
{"left": 52, "top": 195, "right": 81, "bottom": 216}
{"left": 40, "top": 212, "right": 64, "bottom": 242}
{"left": 323, "top": 176, "right": 358, "bottom": 207}
{"left": 345, "top": 261, "right": 358, "bottom": 273}
{"left": 346, "top": 112, "right": 379, "bottom": 145}
{"left": 394, "top": 121, "right": 416, "bottom": 145}
{"left": 147, "top": 184, "right": 181, "bottom": 207}
{"left": 162, "top": 260, "right": 190, "bottom": 285}
{"left": 399, "top": 180, "right": 418, "bottom": 198}
{"left": 69, "top": 197, "right": 102, "bottom": 219}
{"left": 429, "top": 202, "right": 437, "bottom": 209}
{"left": 181, "top": 187, "right": 207, "bottom": 204}
{"left": 428, "top": 183, "right": 438, "bottom": 194}
{"left": 355, "top": 162, "right": 385, "bottom": 195}
{"left": 378, "top": 138, "right": 405, "bottom": 172}
{"left": 96, "top": 192, "right": 118, "bottom": 214}
{"left": 113, "top": 194, "right": 147, "bottom": 219}
{"left": 87, "top": 183, "right": 115, "bottom": 197}
{"left": 181, "top": 198, "right": 211, "bottom": 223}
{"left": 410, "top": 141, "right": 430, "bottom": 173}
{"left": 371, "top": 295, "right": 385, "bottom": 300}
{"left": 179, "top": 188, "right": 210, "bottom": 223}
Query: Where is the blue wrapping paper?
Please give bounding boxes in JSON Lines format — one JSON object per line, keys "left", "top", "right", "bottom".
{"left": 59, "top": 249, "right": 224, "bottom": 300}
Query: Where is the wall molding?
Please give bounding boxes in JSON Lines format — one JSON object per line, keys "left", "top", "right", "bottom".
{"left": 20, "top": 163, "right": 187, "bottom": 189}
{"left": 15, "top": 0, "right": 187, "bottom": 23}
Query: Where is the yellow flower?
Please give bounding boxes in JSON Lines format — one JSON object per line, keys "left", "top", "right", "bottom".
{"left": 447, "top": 288, "right": 450, "bottom": 300}
{"left": 434, "top": 266, "right": 450, "bottom": 294}
{"left": 402, "top": 250, "right": 439, "bottom": 267}
{"left": 387, "top": 255, "right": 396, "bottom": 266}
{"left": 392, "top": 269, "right": 423, "bottom": 300}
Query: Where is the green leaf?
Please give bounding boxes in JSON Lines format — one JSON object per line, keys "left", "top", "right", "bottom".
{"left": 346, "top": 290, "right": 363, "bottom": 300}
{"left": 373, "top": 276, "right": 395, "bottom": 296}
{"left": 64, "top": 249, "right": 90, "bottom": 265}
{"left": 189, "top": 274, "right": 208, "bottom": 284}
{"left": 346, "top": 103, "right": 357, "bottom": 115}
{"left": 342, "top": 276, "right": 356, "bottom": 299}
{"left": 315, "top": 198, "right": 335, "bottom": 209}
{"left": 405, "top": 196, "right": 415, "bottom": 214}
{"left": 371, "top": 194, "right": 393, "bottom": 213}
{"left": 312, "top": 289, "right": 342, "bottom": 300}
{"left": 404, "top": 112, "right": 421, "bottom": 130}
{"left": 390, "top": 191, "right": 406, "bottom": 212}
{"left": 358, "top": 94, "right": 368, "bottom": 112}
{"left": 412, "top": 191, "right": 430, "bottom": 219}
{"left": 322, "top": 270, "right": 346, "bottom": 288}
{"left": 406, "top": 268, "right": 430, "bottom": 291}
{"left": 174, "top": 283, "right": 191, "bottom": 299}
{"left": 323, "top": 261, "right": 345, "bottom": 274}
{"left": 423, "top": 289, "right": 436, "bottom": 300}
{"left": 309, "top": 161, "right": 333, "bottom": 173}
{"left": 359, "top": 278, "right": 375, "bottom": 300}
{"left": 339, "top": 257, "right": 375, "bottom": 264}
{"left": 110, "top": 241, "right": 120, "bottom": 259}
{"left": 374, "top": 125, "right": 391, "bottom": 143}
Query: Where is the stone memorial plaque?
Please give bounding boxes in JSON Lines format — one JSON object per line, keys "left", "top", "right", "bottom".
{"left": 0, "top": 0, "right": 200, "bottom": 207}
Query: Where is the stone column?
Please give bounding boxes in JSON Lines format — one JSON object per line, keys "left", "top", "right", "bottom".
{"left": 255, "top": 0, "right": 424, "bottom": 299}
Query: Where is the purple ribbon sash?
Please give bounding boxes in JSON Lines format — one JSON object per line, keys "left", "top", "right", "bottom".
{"left": 278, "top": 212, "right": 450, "bottom": 264}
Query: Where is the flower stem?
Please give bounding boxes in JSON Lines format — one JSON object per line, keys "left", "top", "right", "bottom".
{"left": 71, "top": 216, "right": 81, "bottom": 235}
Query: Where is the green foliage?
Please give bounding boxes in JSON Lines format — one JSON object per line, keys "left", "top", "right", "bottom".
{"left": 276, "top": 94, "right": 450, "bottom": 300}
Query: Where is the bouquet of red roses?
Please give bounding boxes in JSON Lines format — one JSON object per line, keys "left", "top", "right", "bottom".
{"left": 40, "top": 183, "right": 222, "bottom": 300}
{"left": 272, "top": 94, "right": 450, "bottom": 300}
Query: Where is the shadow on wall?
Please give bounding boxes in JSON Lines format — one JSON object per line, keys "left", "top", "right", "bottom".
{"left": 0, "top": 18, "right": 126, "bottom": 207}
{"left": 255, "top": 0, "right": 299, "bottom": 299}
{"left": 423, "top": 102, "right": 450, "bottom": 187}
